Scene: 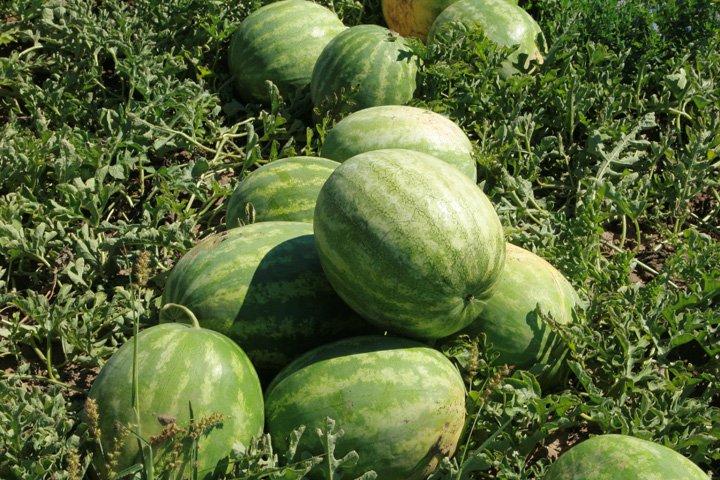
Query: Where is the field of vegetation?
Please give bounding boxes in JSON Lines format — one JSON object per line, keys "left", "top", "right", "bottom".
{"left": 1, "top": 0, "right": 718, "bottom": 478}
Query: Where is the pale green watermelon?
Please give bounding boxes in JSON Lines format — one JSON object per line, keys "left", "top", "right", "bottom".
{"left": 545, "top": 434, "right": 709, "bottom": 479}
{"left": 321, "top": 105, "right": 476, "bottom": 179}
{"left": 313, "top": 149, "right": 505, "bottom": 339}
{"left": 228, "top": 0, "right": 346, "bottom": 103}
{"left": 87, "top": 323, "right": 263, "bottom": 479}
{"left": 458, "top": 243, "right": 578, "bottom": 386}
{"left": 226, "top": 156, "right": 339, "bottom": 227}
{"left": 429, "top": 0, "right": 544, "bottom": 75}
{"left": 311, "top": 25, "right": 417, "bottom": 115}
{"left": 265, "top": 336, "right": 466, "bottom": 480}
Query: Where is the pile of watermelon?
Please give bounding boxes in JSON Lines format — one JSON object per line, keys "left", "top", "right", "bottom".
{"left": 85, "top": 1, "right": 710, "bottom": 479}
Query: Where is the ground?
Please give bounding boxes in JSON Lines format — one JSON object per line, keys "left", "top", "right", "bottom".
{"left": 0, "top": 0, "right": 718, "bottom": 479}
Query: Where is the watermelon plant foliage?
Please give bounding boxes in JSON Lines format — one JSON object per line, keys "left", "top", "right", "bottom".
{"left": 0, "top": 0, "right": 718, "bottom": 478}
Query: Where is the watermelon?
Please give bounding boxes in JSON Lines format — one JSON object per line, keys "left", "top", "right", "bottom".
{"left": 428, "top": 0, "right": 544, "bottom": 75}
{"left": 265, "top": 336, "right": 466, "bottom": 480}
{"left": 458, "top": 244, "right": 578, "bottom": 386}
{"left": 314, "top": 149, "right": 505, "bottom": 339}
{"left": 382, "top": 0, "right": 458, "bottom": 39}
{"left": 87, "top": 322, "right": 263, "bottom": 479}
{"left": 321, "top": 105, "right": 476, "bottom": 180}
{"left": 545, "top": 434, "right": 709, "bottom": 479}
{"left": 161, "top": 222, "right": 371, "bottom": 375}
{"left": 310, "top": 25, "right": 417, "bottom": 115}
{"left": 228, "top": 0, "right": 346, "bottom": 103}
{"left": 226, "top": 156, "right": 339, "bottom": 227}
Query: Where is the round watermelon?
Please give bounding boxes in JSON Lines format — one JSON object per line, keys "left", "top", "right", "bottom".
{"left": 457, "top": 244, "right": 579, "bottom": 386}
{"left": 228, "top": 0, "right": 346, "bottom": 103}
{"left": 310, "top": 25, "right": 417, "bottom": 115}
{"left": 314, "top": 149, "right": 505, "bottom": 339}
{"left": 428, "top": 0, "right": 544, "bottom": 75}
{"left": 382, "top": 0, "right": 457, "bottom": 39}
{"left": 161, "top": 222, "right": 371, "bottom": 375}
{"left": 545, "top": 434, "right": 709, "bottom": 479}
{"left": 265, "top": 336, "right": 466, "bottom": 480}
{"left": 226, "top": 156, "right": 339, "bottom": 227}
{"left": 321, "top": 105, "right": 476, "bottom": 180}
{"left": 87, "top": 322, "right": 263, "bottom": 479}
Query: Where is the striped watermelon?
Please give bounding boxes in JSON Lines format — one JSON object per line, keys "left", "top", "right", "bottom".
{"left": 314, "top": 149, "right": 505, "bottom": 339}
{"left": 428, "top": 0, "right": 544, "bottom": 75}
{"left": 321, "top": 105, "right": 476, "bottom": 179}
{"left": 228, "top": 0, "right": 346, "bottom": 103}
{"left": 87, "top": 322, "right": 263, "bottom": 479}
{"left": 265, "top": 336, "right": 466, "bottom": 480}
{"left": 226, "top": 156, "right": 339, "bottom": 227}
{"left": 310, "top": 25, "right": 417, "bottom": 115}
{"left": 545, "top": 435, "right": 709, "bottom": 479}
{"left": 161, "top": 222, "right": 371, "bottom": 375}
{"left": 458, "top": 244, "right": 578, "bottom": 386}
{"left": 382, "top": 0, "right": 457, "bottom": 39}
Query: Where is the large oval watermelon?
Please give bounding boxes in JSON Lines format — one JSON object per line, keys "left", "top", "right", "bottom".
{"left": 310, "top": 25, "right": 417, "bottom": 115}
{"left": 545, "top": 434, "right": 709, "bottom": 479}
{"left": 321, "top": 105, "right": 476, "bottom": 179}
{"left": 226, "top": 156, "right": 339, "bottom": 227}
{"left": 382, "top": 0, "right": 457, "bottom": 39}
{"left": 314, "top": 149, "right": 505, "bottom": 339}
{"left": 428, "top": 0, "right": 544, "bottom": 75}
{"left": 87, "top": 322, "right": 263, "bottom": 479}
{"left": 228, "top": 0, "right": 346, "bottom": 103}
{"left": 161, "top": 222, "right": 372, "bottom": 375}
{"left": 458, "top": 244, "right": 578, "bottom": 386}
{"left": 265, "top": 336, "right": 466, "bottom": 480}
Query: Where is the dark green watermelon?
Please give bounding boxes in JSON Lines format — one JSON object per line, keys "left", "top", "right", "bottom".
{"left": 265, "top": 336, "right": 466, "bottom": 480}
{"left": 161, "top": 222, "right": 372, "bottom": 375}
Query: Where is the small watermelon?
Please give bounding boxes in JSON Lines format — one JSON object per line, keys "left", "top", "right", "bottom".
{"left": 545, "top": 434, "right": 709, "bottom": 479}
{"left": 311, "top": 25, "right": 417, "bottom": 115}
{"left": 457, "top": 244, "right": 579, "bottom": 386}
{"left": 161, "top": 222, "right": 372, "bottom": 375}
{"left": 226, "top": 156, "right": 339, "bottom": 227}
{"left": 265, "top": 336, "right": 466, "bottom": 480}
{"left": 314, "top": 149, "right": 505, "bottom": 339}
{"left": 87, "top": 322, "right": 263, "bottom": 479}
{"left": 428, "top": 0, "right": 544, "bottom": 75}
{"left": 382, "top": 0, "right": 458, "bottom": 39}
{"left": 228, "top": 0, "right": 346, "bottom": 103}
{"left": 321, "top": 105, "right": 476, "bottom": 179}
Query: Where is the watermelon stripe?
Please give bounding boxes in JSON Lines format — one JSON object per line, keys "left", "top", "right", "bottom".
{"left": 314, "top": 149, "right": 505, "bottom": 338}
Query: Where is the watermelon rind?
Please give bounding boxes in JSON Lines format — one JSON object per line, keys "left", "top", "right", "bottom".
{"left": 321, "top": 105, "right": 477, "bottom": 180}
{"left": 545, "top": 434, "right": 710, "bottom": 480}
{"left": 161, "top": 222, "right": 372, "bottom": 375}
{"left": 228, "top": 0, "right": 346, "bottom": 103}
{"left": 87, "top": 323, "right": 264, "bottom": 479}
{"left": 313, "top": 149, "right": 505, "bottom": 339}
{"left": 310, "top": 24, "right": 418, "bottom": 115}
{"left": 265, "top": 335, "right": 467, "bottom": 480}
{"left": 226, "top": 156, "right": 339, "bottom": 227}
